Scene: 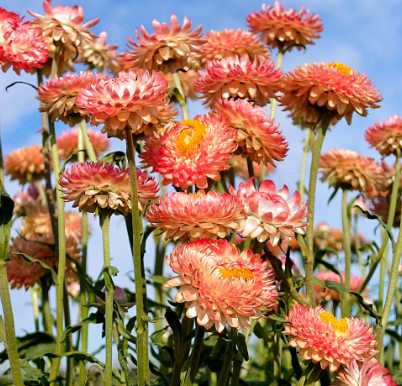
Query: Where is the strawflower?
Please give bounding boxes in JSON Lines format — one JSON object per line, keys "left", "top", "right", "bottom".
{"left": 12, "top": 185, "right": 41, "bottom": 216}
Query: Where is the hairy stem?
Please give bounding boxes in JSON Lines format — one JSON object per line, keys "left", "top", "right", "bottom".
{"left": 31, "top": 287, "right": 40, "bottom": 331}
{"left": 78, "top": 119, "right": 97, "bottom": 163}
{"left": 41, "top": 278, "right": 53, "bottom": 335}
{"left": 353, "top": 215, "right": 365, "bottom": 279}
{"left": 341, "top": 189, "right": 352, "bottom": 317}
{"left": 169, "top": 64, "right": 189, "bottom": 120}
{"left": 298, "top": 128, "right": 311, "bottom": 203}
{"left": 217, "top": 328, "right": 238, "bottom": 386}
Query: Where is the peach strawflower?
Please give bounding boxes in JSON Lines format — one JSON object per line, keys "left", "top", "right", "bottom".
{"left": 127, "top": 14, "right": 205, "bottom": 72}
{"left": 76, "top": 69, "right": 177, "bottom": 139}
{"left": 247, "top": 1, "right": 323, "bottom": 51}
{"left": 140, "top": 114, "right": 237, "bottom": 190}
{"left": 230, "top": 178, "right": 309, "bottom": 246}
{"left": 0, "top": 8, "right": 47, "bottom": 74}
{"left": 365, "top": 115, "right": 402, "bottom": 156}
{"left": 145, "top": 191, "right": 244, "bottom": 241}
{"left": 12, "top": 185, "right": 41, "bottom": 216}
{"left": 8, "top": 236, "right": 56, "bottom": 289}
{"left": 213, "top": 98, "right": 288, "bottom": 166}
{"left": 333, "top": 358, "right": 397, "bottom": 386}
{"left": 319, "top": 149, "right": 384, "bottom": 193}
{"left": 78, "top": 31, "right": 118, "bottom": 72}
{"left": 4, "top": 145, "right": 46, "bottom": 184}
{"left": 283, "top": 303, "right": 379, "bottom": 372}
{"left": 194, "top": 56, "right": 282, "bottom": 107}
{"left": 57, "top": 127, "right": 110, "bottom": 160}
{"left": 60, "top": 162, "right": 159, "bottom": 216}
{"left": 313, "top": 222, "right": 344, "bottom": 252}
{"left": 232, "top": 155, "right": 275, "bottom": 180}
{"left": 280, "top": 62, "right": 382, "bottom": 126}
{"left": 196, "top": 29, "right": 270, "bottom": 65}
{"left": 165, "top": 238, "right": 279, "bottom": 332}
{"left": 162, "top": 69, "right": 198, "bottom": 101}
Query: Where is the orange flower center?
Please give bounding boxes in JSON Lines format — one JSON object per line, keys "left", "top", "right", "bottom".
{"left": 188, "top": 191, "right": 206, "bottom": 199}
{"left": 219, "top": 267, "right": 254, "bottom": 281}
{"left": 176, "top": 119, "right": 206, "bottom": 155}
{"left": 327, "top": 62, "right": 352, "bottom": 76}
{"left": 319, "top": 311, "right": 348, "bottom": 334}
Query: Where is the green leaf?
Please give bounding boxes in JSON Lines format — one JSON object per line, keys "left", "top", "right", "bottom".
{"left": 314, "top": 258, "right": 343, "bottom": 283}
{"left": 0, "top": 190, "right": 14, "bottom": 262}
{"left": 19, "top": 359, "right": 46, "bottom": 382}
{"left": 117, "top": 319, "right": 137, "bottom": 343}
{"left": 141, "top": 226, "right": 156, "bottom": 258}
{"left": 118, "top": 350, "right": 134, "bottom": 386}
{"left": 150, "top": 275, "right": 169, "bottom": 285}
{"left": 327, "top": 188, "right": 339, "bottom": 205}
{"left": 236, "top": 333, "right": 249, "bottom": 361}
{"left": 45, "top": 350, "right": 105, "bottom": 367}
{"left": 253, "top": 321, "right": 270, "bottom": 342}
{"left": 165, "top": 308, "right": 182, "bottom": 354}
{"left": 267, "top": 313, "right": 286, "bottom": 323}
{"left": 61, "top": 149, "right": 87, "bottom": 171}
{"left": 9, "top": 251, "right": 58, "bottom": 285}
{"left": 99, "top": 151, "right": 127, "bottom": 168}
{"left": 24, "top": 342, "right": 56, "bottom": 361}
{"left": 347, "top": 194, "right": 363, "bottom": 222}
{"left": 62, "top": 312, "right": 104, "bottom": 343}
{"left": 385, "top": 329, "right": 402, "bottom": 343}
{"left": 150, "top": 326, "right": 169, "bottom": 348}
{"left": 313, "top": 276, "right": 325, "bottom": 289}
{"left": 204, "top": 356, "right": 223, "bottom": 372}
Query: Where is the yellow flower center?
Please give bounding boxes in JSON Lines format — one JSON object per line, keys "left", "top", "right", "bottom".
{"left": 219, "top": 267, "right": 254, "bottom": 281}
{"left": 327, "top": 62, "right": 352, "bottom": 76}
{"left": 188, "top": 191, "right": 206, "bottom": 199}
{"left": 319, "top": 311, "right": 348, "bottom": 334}
{"left": 175, "top": 119, "right": 206, "bottom": 155}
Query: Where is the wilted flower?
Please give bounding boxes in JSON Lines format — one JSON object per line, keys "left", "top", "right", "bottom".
{"left": 93, "top": 286, "right": 135, "bottom": 313}
{"left": 280, "top": 62, "right": 382, "bottom": 126}
{"left": 319, "top": 149, "right": 384, "bottom": 193}
{"left": 283, "top": 304, "right": 379, "bottom": 372}
{"left": 57, "top": 127, "right": 110, "bottom": 160}
{"left": 194, "top": 56, "right": 282, "bottom": 107}
{"left": 213, "top": 98, "right": 288, "bottom": 166}
{"left": 365, "top": 115, "right": 402, "bottom": 157}
{"left": 4, "top": 145, "right": 46, "bottom": 184}
{"left": 247, "top": 1, "right": 323, "bottom": 51}
{"left": 76, "top": 69, "right": 177, "bottom": 139}
{"left": 140, "top": 115, "right": 237, "bottom": 190}
{"left": 145, "top": 191, "right": 244, "bottom": 241}
{"left": 230, "top": 178, "right": 309, "bottom": 246}
{"left": 127, "top": 14, "right": 205, "bottom": 72}
{"left": 162, "top": 70, "right": 198, "bottom": 101}
{"left": 232, "top": 155, "right": 275, "bottom": 180}
{"left": 12, "top": 185, "right": 41, "bottom": 216}
{"left": 60, "top": 162, "right": 159, "bottom": 216}
{"left": 196, "top": 29, "right": 270, "bottom": 65}
{"left": 165, "top": 238, "right": 279, "bottom": 332}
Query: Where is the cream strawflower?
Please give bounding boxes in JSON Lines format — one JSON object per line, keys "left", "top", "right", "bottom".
{"left": 140, "top": 115, "right": 237, "bottom": 190}
{"left": 165, "top": 238, "right": 279, "bottom": 332}
{"left": 213, "top": 98, "right": 288, "bottom": 166}
{"left": 247, "top": 1, "right": 323, "bottom": 51}
{"left": 145, "top": 191, "right": 244, "bottom": 241}
{"left": 194, "top": 56, "right": 282, "bottom": 107}
{"left": 283, "top": 304, "right": 379, "bottom": 372}
{"left": 230, "top": 178, "right": 309, "bottom": 246}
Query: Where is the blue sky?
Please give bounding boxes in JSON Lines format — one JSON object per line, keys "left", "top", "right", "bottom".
{"left": 1, "top": 0, "right": 402, "bottom": 365}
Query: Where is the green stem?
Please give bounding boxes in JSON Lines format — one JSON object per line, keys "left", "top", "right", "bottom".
{"left": 217, "top": 328, "right": 238, "bottom": 386}
{"left": 125, "top": 130, "right": 149, "bottom": 386}
{"left": 341, "top": 189, "right": 352, "bottom": 317}
{"left": 31, "top": 286, "right": 40, "bottom": 331}
{"left": 378, "top": 238, "right": 388, "bottom": 315}
{"left": 230, "top": 355, "right": 242, "bottom": 386}
{"left": 169, "top": 64, "right": 189, "bottom": 120}
{"left": 353, "top": 215, "right": 365, "bottom": 279}
{"left": 247, "top": 158, "right": 255, "bottom": 180}
{"left": 36, "top": 180, "right": 47, "bottom": 207}
{"left": 183, "top": 325, "right": 205, "bottom": 386}
{"left": 41, "top": 278, "right": 53, "bottom": 335}
{"left": 50, "top": 42, "right": 60, "bottom": 79}
{"left": 298, "top": 128, "right": 311, "bottom": 203}
{"left": 63, "top": 283, "right": 73, "bottom": 386}
{"left": 0, "top": 130, "right": 4, "bottom": 190}
{"left": 0, "top": 262, "right": 24, "bottom": 386}
{"left": 78, "top": 119, "right": 97, "bottom": 163}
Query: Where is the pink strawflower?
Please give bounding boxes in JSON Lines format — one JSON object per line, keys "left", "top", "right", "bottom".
{"left": 12, "top": 185, "right": 41, "bottom": 216}
{"left": 194, "top": 56, "right": 282, "bottom": 107}
{"left": 196, "top": 29, "right": 270, "bottom": 65}
{"left": 247, "top": 1, "right": 323, "bottom": 51}
{"left": 60, "top": 162, "right": 159, "bottom": 216}
{"left": 283, "top": 304, "right": 379, "bottom": 372}
{"left": 333, "top": 358, "right": 397, "bottom": 386}
{"left": 232, "top": 155, "right": 276, "bottom": 180}
{"left": 165, "top": 238, "right": 279, "bottom": 332}
{"left": 57, "top": 127, "right": 110, "bottom": 160}
{"left": 76, "top": 69, "right": 177, "bottom": 139}
{"left": 365, "top": 115, "right": 402, "bottom": 156}
{"left": 145, "top": 191, "right": 244, "bottom": 241}
{"left": 127, "top": 14, "right": 205, "bottom": 72}
{"left": 67, "top": 280, "right": 80, "bottom": 298}
{"left": 0, "top": 8, "right": 47, "bottom": 74}
{"left": 140, "top": 115, "right": 237, "bottom": 190}
{"left": 213, "top": 98, "right": 288, "bottom": 166}
{"left": 4, "top": 145, "right": 46, "bottom": 184}
{"left": 319, "top": 149, "right": 385, "bottom": 193}
{"left": 230, "top": 178, "right": 309, "bottom": 246}
{"left": 280, "top": 62, "right": 382, "bottom": 126}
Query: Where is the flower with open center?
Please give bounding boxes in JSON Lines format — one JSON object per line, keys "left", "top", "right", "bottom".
{"left": 140, "top": 114, "right": 237, "bottom": 190}
{"left": 165, "top": 238, "right": 279, "bottom": 332}
{"left": 283, "top": 303, "right": 379, "bottom": 372}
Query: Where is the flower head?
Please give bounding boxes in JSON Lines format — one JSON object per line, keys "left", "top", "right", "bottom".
{"left": 145, "top": 191, "right": 244, "bottom": 241}
{"left": 230, "top": 178, "right": 309, "bottom": 246}
{"left": 280, "top": 62, "right": 382, "bottom": 126}
{"left": 370, "top": 195, "right": 401, "bottom": 229}
{"left": 140, "top": 114, "right": 237, "bottom": 190}
{"left": 194, "top": 56, "right": 282, "bottom": 107}
{"left": 319, "top": 149, "right": 384, "bottom": 193}
{"left": 60, "top": 162, "right": 159, "bottom": 216}
{"left": 196, "top": 29, "right": 270, "bottom": 64}
{"left": 12, "top": 185, "right": 41, "bottom": 216}
{"left": 76, "top": 69, "right": 177, "bottom": 139}
{"left": 213, "top": 98, "right": 288, "bottom": 165}
{"left": 127, "top": 14, "right": 205, "bottom": 72}
{"left": 165, "top": 238, "right": 279, "bottom": 332}
{"left": 283, "top": 304, "right": 379, "bottom": 371}
{"left": 313, "top": 222, "right": 344, "bottom": 252}
{"left": 4, "top": 145, "right": 46, "bottom": 184}
{"left": 57, "top": 127, "right": 110, "bottom": 160}
{"left": 247, "top": 1, "right": 323, "bottom": 51}
{"left": 93, "top": 286, "right": 135, "bottom": 313}
{"left": 365, "top": 115, "right": 402, "bottom": 156}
